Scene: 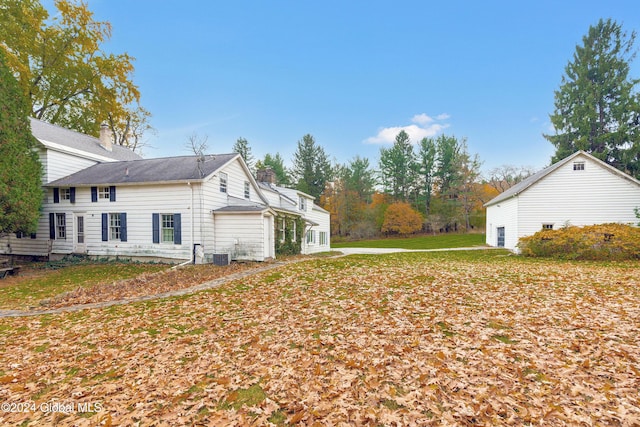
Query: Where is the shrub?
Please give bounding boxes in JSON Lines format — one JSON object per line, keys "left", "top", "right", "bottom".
{"left": 381, "top": 202, "right": 423, "bottom": 235}
{"left": 518, "top": 223, "right": 640, "bottom": 260}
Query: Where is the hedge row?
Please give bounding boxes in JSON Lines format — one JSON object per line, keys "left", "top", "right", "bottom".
{"left": 518, "top": 223, "right": 640, "bottom": 261}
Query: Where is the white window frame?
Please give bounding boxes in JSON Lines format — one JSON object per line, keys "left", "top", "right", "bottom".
{"left": 306, "top": 229, "right": 316, "bottom": 244}
{"left": 319, "top": 231, "right": 328, "bottom": 245}
{"left": 56, "top": 213, "right": 66, "bottom": 239}
{"left": 244, "top": 181, "right": 250, "bottom": 199}
{"left": 99, "top": 187, "right": 111, "bottom": 199}
{"left": 299, "top": 196, "right": 306, "bottom": 211}
{"left": 219, "top": 172, "right": 228, "bottom": 193}
{"left": 161, "top": 214, "right": 175, "bottom": 243}
{"left": 60, "top": 188, "right": 71, "bottom": 200}
{"left": 573, "top": 161, "right": 585, "bottom": 171}
{"left": 279, "top": 218, "right": 285, "bottom": 243}
{"left": 109, "top": 213, "right": 121, "bottom": 241}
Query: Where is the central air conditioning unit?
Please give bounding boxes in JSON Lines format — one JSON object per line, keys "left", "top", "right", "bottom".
{"left": 212, "top": 253, "right": 230, "bottom": 266}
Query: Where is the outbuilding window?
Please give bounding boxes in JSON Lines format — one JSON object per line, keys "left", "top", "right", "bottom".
{"left": 573, "top": 161, "right": 585, "bottom": 171}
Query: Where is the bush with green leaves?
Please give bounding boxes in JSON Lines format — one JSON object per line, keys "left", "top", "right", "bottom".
{"left": 518, "top": 223, "right": 640, "bottom": 260}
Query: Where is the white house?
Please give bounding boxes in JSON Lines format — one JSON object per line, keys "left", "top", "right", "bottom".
{"left": 485, "top": 150, "right": 640, "bottom": 251}
{"left": 1, "top": 119, "right": 330, "bottom": 262}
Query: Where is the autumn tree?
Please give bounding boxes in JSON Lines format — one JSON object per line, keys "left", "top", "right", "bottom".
{"left": 0, "top": 50, "right": 42, "bottom": 235}
{"left": 0, "top": 0, "right": 151, "bottom": 151}
{"left": 232, "top": 137, "right": 255, "bottom": 171}
{"left": 545, "top": 18, "right": 640, "bottom": 178}
{"left": 381, "top": 202, "right": 423, "bottom": 235}
{"left": 323, "top": 157, "right": 376, "bottom": 237}
{"left": 292, "top": 134, "right": 332, "bottom": 199}
{"left": 379, "top": 130, "right": 415, "bottom": 201}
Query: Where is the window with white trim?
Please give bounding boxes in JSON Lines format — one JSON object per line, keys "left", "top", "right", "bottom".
{"left": 56, "top": 213, "right": 66, "bottom": 239}
{"left": 244, "top": 181, "right": 250, "bottom": 199}
{"left": 99, "top": 187, "right": 111, "bottom": 199}
{"left": 279, "top": 218, "right": 285, "bottom": 242}
{"left": 110, "top": 213, "right": 122, "bottom": 241}
{"left": 573, "top": 161, "right": 585, "bottom": 171}
{"left": 60, "top": 188, "right": 71, "bottom": 200}
{"left": 319, "top": 231, "right": 328, "bottom": 245}
{"left": 162, "top": 214, "right": 175, "bottom": 243}
{"left": 299, "top": 196, "right": 306, "bottom": 211}
{"left": 219, "top": 172, "right": 228, "bottom": 193}
{"left": 306, "top": 229, "right": 316, "bottom": 244}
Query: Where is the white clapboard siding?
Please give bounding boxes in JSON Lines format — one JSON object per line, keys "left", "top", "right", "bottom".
{"left": 303, "top": 205, "right": 331, "bottom": 254}
{"left": 517, "top": 155, "right": 639, "bottom": 236}
{"left": 214, "top": 212, "right": 265, "bottom": 261}
{"left": 485, "top": 196, "right": 519, "bottom": 249}
{"left": 43, "top": 149, "right": 98, "bottom": 184}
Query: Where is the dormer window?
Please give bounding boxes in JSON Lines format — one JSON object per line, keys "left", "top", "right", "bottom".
{"left": 299, "top": 196, "right": 306, "bottom": 211}
{"left": 573, "top": 161, "right": 585, "bottom": 171}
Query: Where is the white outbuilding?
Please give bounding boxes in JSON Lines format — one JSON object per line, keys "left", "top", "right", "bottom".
{"left": 485, "top": 150, "right": 640, "bottom": 251}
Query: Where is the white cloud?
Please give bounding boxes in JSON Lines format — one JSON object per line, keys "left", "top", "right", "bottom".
{"left": 411, "top": 113, "right": 434, "bottom": 125}
{"left": 365, "top": 113, "right": 450, "bottom": 144}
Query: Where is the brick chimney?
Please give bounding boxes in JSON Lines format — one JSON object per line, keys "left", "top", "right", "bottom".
{"left": 256, "top": 168, "right": 276, "bottom": 184}
{"left": 99, "top": 122, "right": 113, "bottom": 152}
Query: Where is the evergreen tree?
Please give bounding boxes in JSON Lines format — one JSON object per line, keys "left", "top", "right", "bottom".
{"left": 292, "top": 134, "right": 332, "bottom": 199}
{"left": 379, "top": 130, "right": 415, "bottom": 201}
{"left": 416, "top": 137, "right": 437, "bottom": 214}
{"left": 232, "top": 137, "right": 255, "bottom": 171}
{"left": 255, "top": 153, "right": 291, "bottom": 186}
{"left": 0, "top": 51, "right": 42, "bottom": 235}
{"left": 545, "top": 19, "right": 640, "bottom": 178}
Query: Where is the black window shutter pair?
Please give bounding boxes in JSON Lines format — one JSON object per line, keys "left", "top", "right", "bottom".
{"left": 90, "top": 186, "right": 116, "bottom": 202}
{"left": 152, "top": 213, "right": 181, "bottom": 244}
{"left": 53, "top": 187, "right": 76, "bottom": 203}
{"left": 101, "top": 213, "right": 127, "bottom": 242}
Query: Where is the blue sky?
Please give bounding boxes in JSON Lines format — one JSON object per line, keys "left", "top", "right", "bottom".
{"left": 54, "top": 1, "right": 640, "bottom": 174}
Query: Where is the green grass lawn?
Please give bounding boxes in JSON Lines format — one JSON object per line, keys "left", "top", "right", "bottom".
{"left": 331, "top": 232, "right": 486, "bottom": 249}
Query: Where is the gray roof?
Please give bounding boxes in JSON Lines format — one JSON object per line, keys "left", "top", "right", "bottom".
{"left": 484, "top": 150, "right": 640, "bottom": 207}
{"left": 46, "top": 153, "right": 239, "bottom": 186}
{"left": 213, "top": 205, "right": 269, "bottom": 213}
{"left": 30, "top": 118, "right": 142, "bottom": 161}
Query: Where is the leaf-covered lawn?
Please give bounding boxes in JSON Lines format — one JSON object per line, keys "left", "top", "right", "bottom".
{"left": 0, "top": 263, "right": 168, "bottom": 310}
{"left": 1, "top": 251, "right": 639, "bottom": 426}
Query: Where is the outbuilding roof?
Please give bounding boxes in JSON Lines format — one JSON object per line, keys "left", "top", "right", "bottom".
{"left": 30, "top": 118, "right": 142, "bottom": 162}
{"left": 46, "top": 154, "right": 239, "bottom": 186}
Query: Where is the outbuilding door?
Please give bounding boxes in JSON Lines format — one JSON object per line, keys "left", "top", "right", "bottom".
{"left": 497, "top": 227, "right": 505, "bottom": 247}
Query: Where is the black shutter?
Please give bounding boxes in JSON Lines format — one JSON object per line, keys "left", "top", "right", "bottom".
{"left": 49, "top": 213, "right": 55, "bottom": 239}
{"left": 53, "top": 188, "right": 59, "bottom": 203}
{"left": 152, "top": 213, "right": 160, "bottom": 243}
{"left": 102, "top": 213, "right": 108, "bottom": 241}
{"left": 120, "top": 213, "right": 127, "bottom": 242}
{"left": 109, "top": 186, "right": 116, "bottom": 202}
{"left": 174, "top": 213, "right": 182, "bottom": 244}
{"left": 70, "top": 187, "right": 76, "bottom": 203}
{"left": 91, "top": 187, "right": 98, "bottom": 202}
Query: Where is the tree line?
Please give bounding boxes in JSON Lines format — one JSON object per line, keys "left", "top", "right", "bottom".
{"left": 2, "top": 2, "right": 639, "bottom": 237}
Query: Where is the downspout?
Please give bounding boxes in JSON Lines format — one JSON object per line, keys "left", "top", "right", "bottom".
{"left": 173, "top": 181, "right": 195, "bottom": 268}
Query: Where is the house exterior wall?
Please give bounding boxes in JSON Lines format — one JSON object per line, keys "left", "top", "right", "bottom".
{"left": 301, "top": 204, "right": 331, "bottom": 254}
{"left": 213, "top": 212, "right": 266, "bottom": 261}
{"left": 485, "top": 196, "right": 519, "bottom": 250}
{"left": 486, "top": 153, "right": 640, "bottom": 251}
{"left": 517, "top": 155, "right": 640, "bottom": 237}
{"left": 42, "top": 149, "right": 99, "bottom": 184}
